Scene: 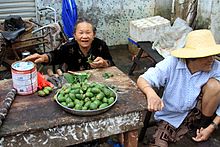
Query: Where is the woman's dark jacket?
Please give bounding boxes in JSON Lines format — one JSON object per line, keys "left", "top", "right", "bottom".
{"left": 48, "top": 37, "right": 115, "bottom": 71}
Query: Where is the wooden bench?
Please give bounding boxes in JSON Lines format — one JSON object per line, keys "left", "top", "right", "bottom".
{"left": 128, "top": 38, "right": 164, "bottom": 75}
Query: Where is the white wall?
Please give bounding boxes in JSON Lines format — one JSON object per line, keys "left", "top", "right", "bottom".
{"left": 197, "top": 0, "right": 220, "bottom": 43}
{"left": 36, "top": 0, "right": 220, "bottom": 45}
{"left": 210, "top": 0, "right": 220, "bottom": 43}
{"left": 36, "top": 0, "right": 156, "bottom": 46}
{"left": 76, "top": 0, "right": 156, "bottom": 46}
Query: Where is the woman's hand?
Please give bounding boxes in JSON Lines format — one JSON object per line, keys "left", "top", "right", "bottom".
{"left": 192, "top": 127, "right": 213, "bottom": 142}
{"left": 137, "top": 77, "right": 164, "bottom": 112}
{"left": 147, "top": 93, "right": 164, "bottom": 112}
{"left": 22, "top": 53, "right": 49, "bottom": 64}
{"left": 193, "top": 116, "right": 220, "bottom": 142}
{"left": 90, "top": 57, "right": 109, "bottom": 68}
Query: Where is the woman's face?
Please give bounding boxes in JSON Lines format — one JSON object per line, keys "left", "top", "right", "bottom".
{"left": 74, "top": 22, "right": 95, "bottom": 50}
{"left": 195, "top": 56, "right": 215, "bottom": 72}
{"left": 188, "top": 56, "right": 215, "bottom": 73}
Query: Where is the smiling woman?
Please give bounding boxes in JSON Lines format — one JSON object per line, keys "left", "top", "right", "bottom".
{"left": 23, "top": 17, "right": 115, "bottom": 71}
{"left": 73, "top": 18, "right": 96, "bottom": 56}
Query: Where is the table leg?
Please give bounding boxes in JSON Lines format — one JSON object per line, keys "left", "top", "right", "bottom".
{"left": 124, "top": 130, "right": 138, "bottom": 147}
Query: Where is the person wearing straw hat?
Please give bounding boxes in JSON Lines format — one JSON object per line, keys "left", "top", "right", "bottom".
{"left": 137, "top": 29, "right": 220, "bottom": 146}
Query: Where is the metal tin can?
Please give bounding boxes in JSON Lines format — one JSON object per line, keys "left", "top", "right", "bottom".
{"left": 11, "top": 61, "right": 38, "bottom": 95}
{"left": 21, "top": 51, "right": 30, "bottom": 59}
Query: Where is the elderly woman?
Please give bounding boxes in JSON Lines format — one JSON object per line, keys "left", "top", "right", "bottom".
{"left": 137, "top": 29, "right": 220, "bottom": 146}
{"left": 23, "top": 18, "right": 114, "bottom": 71}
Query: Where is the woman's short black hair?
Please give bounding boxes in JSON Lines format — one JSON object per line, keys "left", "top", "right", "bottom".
{"left": 73, "top": 18, "right": 96, "bottom": 34}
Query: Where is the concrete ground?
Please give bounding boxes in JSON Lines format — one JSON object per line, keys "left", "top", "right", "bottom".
{"left": 109, "top": 45, "right": 220, "bottom": 147}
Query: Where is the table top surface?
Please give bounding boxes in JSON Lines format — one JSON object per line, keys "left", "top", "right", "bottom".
{"left": 0, "top": 66, "right": 147, "bottom": 139}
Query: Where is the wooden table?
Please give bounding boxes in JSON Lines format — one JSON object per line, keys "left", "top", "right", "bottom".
{"left": 0, "top": 66, "right": 147, "bottom": 147}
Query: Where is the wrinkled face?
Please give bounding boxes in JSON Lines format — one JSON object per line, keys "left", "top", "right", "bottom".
{"left": 192, "top": 56, "right": 215, "bottom": 72}
{"left": 74, "top": 22, "right": 95, "bottom": 50}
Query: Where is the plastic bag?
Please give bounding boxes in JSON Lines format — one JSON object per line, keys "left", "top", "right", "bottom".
{"left": 152, "top": 17, "right": 193, "bottom": 58}
{"left": 62, "top": 0, "right": 78, "bottom": 38}
{"left": 4, "top": 15, "right": 25, "bottom": 31}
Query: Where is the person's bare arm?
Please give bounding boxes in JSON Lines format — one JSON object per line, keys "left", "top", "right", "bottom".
{"left": 22, "top": 53, "right": 49, "bottom": 64}
{"left": 137, "top": 77, "right": 164, "bottom": 112}
{"left": 193, "top": 115, "right": 220, "bottom": 142}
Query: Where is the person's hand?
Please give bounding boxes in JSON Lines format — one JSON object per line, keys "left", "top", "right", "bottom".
{"left": 90, "top": 57, "right": 108, "bottom": 68}
{"left": 22, "top": 53, "right": 49, "bottom": 64}
{"left": 192, "top": 127, "right": 213, "bottom": 142}
{"left": 137, "top": 77, "right": 164, "bottom": 112}
{"left": 147, "top": 93, "right": 164, "bottom": 112}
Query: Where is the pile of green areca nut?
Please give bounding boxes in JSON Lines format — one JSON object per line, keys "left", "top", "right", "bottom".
{"left": 54, "top": 72, "right": 117, "bottom": 115}
{"left": 55, "top": 82, "right": 116, "bottom": 111}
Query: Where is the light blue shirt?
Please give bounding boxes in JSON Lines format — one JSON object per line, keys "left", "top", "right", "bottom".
{"left": 140, "top": 56, "right": 220, "bottom": 128}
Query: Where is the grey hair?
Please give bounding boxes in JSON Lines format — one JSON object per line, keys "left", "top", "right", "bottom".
{"left": 73, "top": 18, "right": 96, "bottom": 34}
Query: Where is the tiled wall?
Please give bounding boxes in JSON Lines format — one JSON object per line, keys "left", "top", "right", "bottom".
{"left": 36, "top": 0, "right": 155, "bottom": 46}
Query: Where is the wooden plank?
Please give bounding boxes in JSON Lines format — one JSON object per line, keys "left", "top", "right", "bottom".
{"left": 138, "top": 42, "right": 164, "bottom": 63}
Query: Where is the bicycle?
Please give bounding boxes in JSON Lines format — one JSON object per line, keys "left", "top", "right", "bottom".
{"left": 0, "top": 7, "right": 67, "bottom": 79}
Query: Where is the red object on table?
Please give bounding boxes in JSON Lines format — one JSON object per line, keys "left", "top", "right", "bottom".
{"left": 37, "top": 72, "right": 54, "bottom": 89}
